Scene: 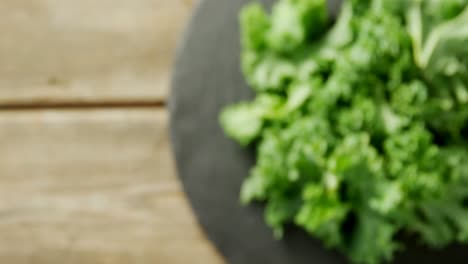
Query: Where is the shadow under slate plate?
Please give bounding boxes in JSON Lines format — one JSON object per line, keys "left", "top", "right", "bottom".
{"left": 169, "top": 0, "right": 468, "bottom": 263}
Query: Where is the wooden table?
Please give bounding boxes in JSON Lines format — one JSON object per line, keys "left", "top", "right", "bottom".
{"left": 0, "top": 1, "right": 223, "bottom": 263}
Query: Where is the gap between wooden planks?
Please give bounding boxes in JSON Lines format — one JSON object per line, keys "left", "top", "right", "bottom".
{"left": 0, "top": 108, "right": 223, "bottom": 264}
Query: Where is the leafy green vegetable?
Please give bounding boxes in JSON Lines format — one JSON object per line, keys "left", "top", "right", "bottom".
{"left": 220, "top": 0, "right": 468, "bottom": 263}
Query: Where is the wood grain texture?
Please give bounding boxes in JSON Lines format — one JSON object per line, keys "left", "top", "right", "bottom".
{"left": 0, "top": 0, "right": 191, "bottom": 105}
{"left": 0, "top": 109, "right": 223, "bottom": 264}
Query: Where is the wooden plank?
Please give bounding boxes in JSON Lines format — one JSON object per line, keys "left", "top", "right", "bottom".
{"left": 0, "top": 0, "right": 192, "bottom": 105}
{"left": 0, "top": 109, "right": 223, "bottom": 264}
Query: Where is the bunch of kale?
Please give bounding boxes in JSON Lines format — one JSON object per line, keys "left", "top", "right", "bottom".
{"left": 220, "top": 0, "right": 468, "bottom": 263}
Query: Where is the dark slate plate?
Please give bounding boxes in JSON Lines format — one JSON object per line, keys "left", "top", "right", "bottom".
{"left": 169, "top": 0, "right": 468, "bottom": 263}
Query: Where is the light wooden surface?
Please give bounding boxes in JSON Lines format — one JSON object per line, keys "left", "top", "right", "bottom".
{"left": 0, "top": 0, "right": 190, "bottom": 105}
{"left": 0, "top": 1, "right": 224, "bottom": 263}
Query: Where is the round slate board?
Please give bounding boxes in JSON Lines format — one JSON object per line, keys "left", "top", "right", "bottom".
{"left": 169, "top": 0, "right": 468, "bottom": 263}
